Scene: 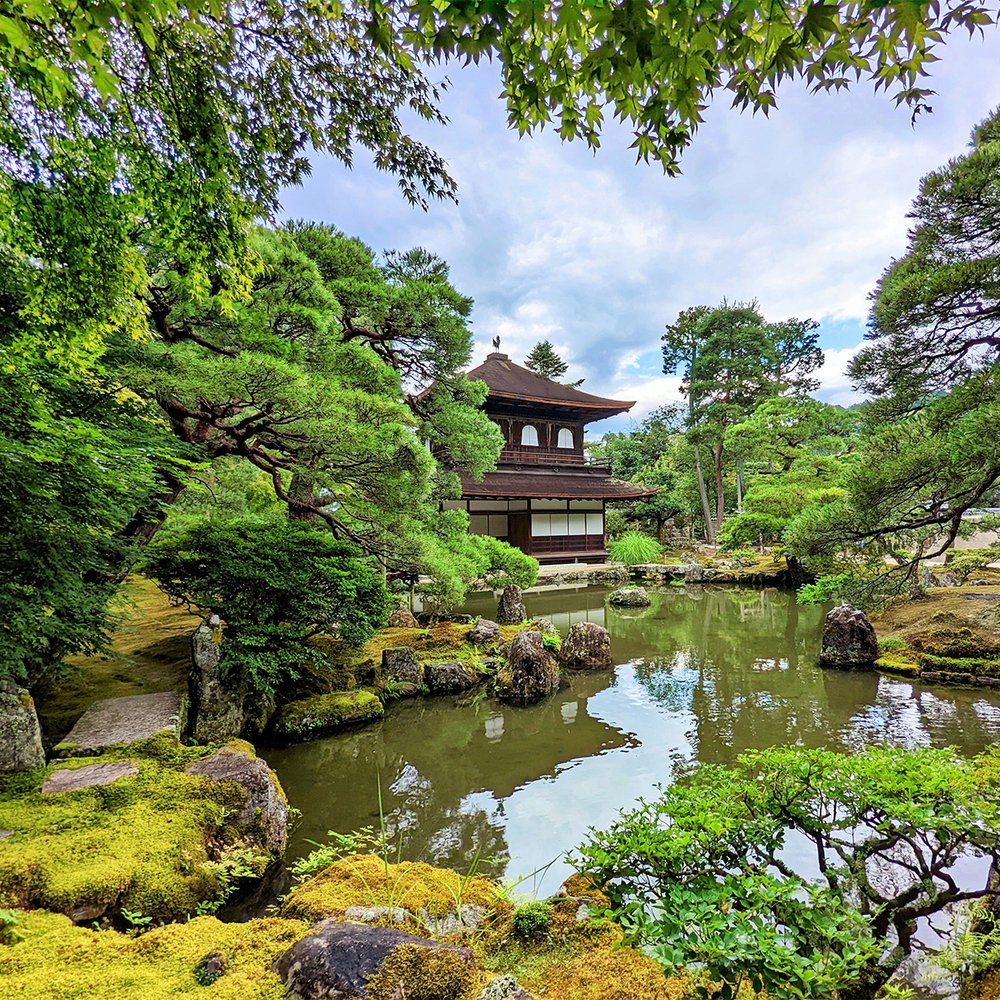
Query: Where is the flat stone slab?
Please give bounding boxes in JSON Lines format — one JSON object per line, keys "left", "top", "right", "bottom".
{"left": 54, "top": 692, "right": 184, "bottom": 757}
{"left": 41, "top": 761, "right": 139, "bottom": 795}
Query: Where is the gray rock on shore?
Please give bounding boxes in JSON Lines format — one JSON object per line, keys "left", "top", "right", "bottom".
{"left": 469, "top": 618, "right": 502, "bottom": 646}
{"left": 382, "top": 647, "right": 422, "bottom": 687}
{"left": 0, "top": 679, "right": 44, "bottom": 772}
{"left": 185, "top": 744, "right": 288, "bottom": 855}
{"left": 425, "top": 661, "right": 481, "bottom": 693}
{"left": 273, "top": 920, "right": 475, "bottom": 1000}
{"left": 53, "top": 691, "right": 185, "bottom": 758}
{"left": 819, "top": 604, "right": 879, "bottom": 669}
{"left": 497, "top": 584, "right": 528, "bottom": 625}
{"left": 190, "top": 616, "right": 247, "bottom": 742}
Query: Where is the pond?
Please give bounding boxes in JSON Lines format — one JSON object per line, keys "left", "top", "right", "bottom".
{"left": 269, "top": 584, "right": 1000, "bottom": 902}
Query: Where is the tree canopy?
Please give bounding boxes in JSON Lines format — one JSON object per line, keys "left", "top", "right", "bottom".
{"left": 524, "top": 340, "right": 569, "bottom": 381}
{"left": 662, "top": 302, "right": 823, "bottom": 540}
{"left": 853, "top": 107, "right": 1000, "bottom": 409}
{"left": 4, "top": 1, "right": 995, "bottom": 368}
{"left": 575, "top": 745, "right": 1000, "bottom": 1000}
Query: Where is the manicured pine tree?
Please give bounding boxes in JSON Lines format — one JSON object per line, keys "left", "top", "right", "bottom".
{"left": 524, "top": 340, "right": 569, "bottom": 381}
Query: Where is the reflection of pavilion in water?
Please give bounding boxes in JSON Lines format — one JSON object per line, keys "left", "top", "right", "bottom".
{"left": 463, "top": 584, "right": 608, "bottom": 634}
{"left": 270, "top": 669, "right": 628, "bottom": 874}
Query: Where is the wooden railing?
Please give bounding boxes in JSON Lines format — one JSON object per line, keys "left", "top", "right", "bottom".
{"left": 499, "top": 446, "right": 608, "bottom": 469}
{"left": 529, "top": 534, "right": 606, "bottom": 554}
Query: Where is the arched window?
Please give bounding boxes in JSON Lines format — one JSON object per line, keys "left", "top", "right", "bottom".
{"left": 557, "top": 427, "right": 574, "bottom": 448}
{"left": 520, "top": 424, "right": 539, "bottom": 446}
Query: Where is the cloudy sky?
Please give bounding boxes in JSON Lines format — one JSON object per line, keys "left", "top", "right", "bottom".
{"left": 280, "top": 28, "right": 1000, "bottom": 434}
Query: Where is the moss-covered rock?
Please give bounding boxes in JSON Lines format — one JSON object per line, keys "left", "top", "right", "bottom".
{"left": 273, "top": 921, "right": 483, "bottom": 1000}
{"left": 0, "top": 909, "right": 307, "bottom": 999}
{"left": 281, "top": 855, "right": 503, "bottom": 927}
{"left": 528, "top": 944, "right": 689, "bottom": 1000}
{"left": 271, "top": 689, "right": 383, "bottom": 742}
{"left": 0, "top": 735, "right": 285, "bottom": 923}
{"left": 366, "top": 941, "right": 479, "bottom": 1000}
{"left": 496, "top": 632, "right": 559, "bottom": 706}
{"left": 874, "top": 657, "right": 921, "bottom": 677}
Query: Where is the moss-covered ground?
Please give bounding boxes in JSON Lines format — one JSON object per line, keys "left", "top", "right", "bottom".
{"left": 0, "top": 735, "right": 277, "bottom": 924}
{"left": 0, "top": 909, "right": 307, "bottom": 999}
{"left": 281, "top": 854, "right": 504, "bottom": 925}
{"left": 37, "top": 577, "right": 198, "bottom": 744}
{"left": 870, "top": 585, "right": 1000, "bottom": 682}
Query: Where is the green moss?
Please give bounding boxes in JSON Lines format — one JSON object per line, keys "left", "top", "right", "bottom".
{"left": 512, "top": 901, "right": 552, "bottom": 940}
{"left": 877, "top": 637, "right": 908, "bottom": 653}
{"left": 272, "top": 689, "right": 384, "bottom": 741}
{"left": 281, "top": 855, "right": 503, "bottom": 925}
{"left": 365, "top": 943, "right": 479, "bottom": 1000}
{"left": 875, "top": 657, "right": 921, "bottom": 678}
{"left": 37, "top": 576, "right": 198, "bottom": 744}
{"left": 310, "top": 622, "right": 529, "bottom": 692}
{"left": 915, "top": 652, "right": 1000, "bottom": 676}
{"left": 0, "top": 738, "right": 275, "bottom": 923}
{"left": 0, "top": 909, "right": 307, "bottom": 999}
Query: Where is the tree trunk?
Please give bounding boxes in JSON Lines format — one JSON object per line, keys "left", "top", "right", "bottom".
{"left": 694, "top": 446, "right": 714, "bottom": 542}
{"left": 287, "top": 473, "right": 318, "bottom": 521}
{"left": 713, "top": 441, "right": 725, "bottom": 539}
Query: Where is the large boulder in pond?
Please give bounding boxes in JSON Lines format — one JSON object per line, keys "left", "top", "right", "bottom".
{"left": 608, "top": 586, "right": 651, "bottom": 608}
{"left": 561, "top": 622, "right": 613, "bottom": 670}
{"left": 497, "top": 631, "right": 560, "bottom": 706}
{"left": 189, "top": 616, "right": 246, "bottom": 742}
{"left": 469, "top": 618, "right": 502, "bottom": 647}
{"left": 0, "top": 679, "right": 44, "bottom": 772}
{"left": 185, "top": 743, "right": 288, "bottom": 855}
{"left": 683, "top": 563, "right": 706, "bottom": 583}
{"left": 426, "top": 661, "right": 482, "bottom": 694}
{"left": 273, "top": 919, "right": 476, "bottom": 1000}
{"left": 819, "top": 604, "right": 879, "bottom": 669}
{"left": 496, "top": 584, "right": 528, "bottom": 625}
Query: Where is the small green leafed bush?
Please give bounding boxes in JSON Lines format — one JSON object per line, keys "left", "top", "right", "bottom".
{"left": 512, "top": 900, "right": 553, "bottom": 941}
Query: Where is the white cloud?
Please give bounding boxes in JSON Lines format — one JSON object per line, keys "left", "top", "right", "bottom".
{"left": 280, "top": 29, "right": 1000, "bottom": 410}
{"left": 815, "top": 343, "right": 868, "bottom": 407}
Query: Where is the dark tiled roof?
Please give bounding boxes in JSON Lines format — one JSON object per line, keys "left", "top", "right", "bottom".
{"left": 466, "top": 353, "right": 634, "bottom": 413}
{"left": 459, "top": 468, "right": 658, "bottom": 500}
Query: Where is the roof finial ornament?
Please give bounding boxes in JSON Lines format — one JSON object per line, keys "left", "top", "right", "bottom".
{"left": 492, "top": 335, "right": 501, "bottom": 352}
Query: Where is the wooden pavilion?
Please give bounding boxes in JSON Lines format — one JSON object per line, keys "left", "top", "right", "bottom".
{"left": 444, "top": 350, "right": 657, "bottom": 563}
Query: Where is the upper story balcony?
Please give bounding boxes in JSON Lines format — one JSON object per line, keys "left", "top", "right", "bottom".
{"left": 498, "top": 445, "right": 609, "bottom": 470}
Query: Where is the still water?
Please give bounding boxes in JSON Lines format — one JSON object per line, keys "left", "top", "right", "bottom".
{"left": 269, "top": 585, "right": 1000, "bottom": 897}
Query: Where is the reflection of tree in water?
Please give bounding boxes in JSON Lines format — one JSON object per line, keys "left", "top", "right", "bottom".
{"left": 841, "top": 679, "right": 1000, "bottom": 755}
{"left": 611, "top": 587, "right": 881, "bottom": 764}
{"left": 270, "top": 671, "right": 628, "bottom": 873}
{"left": 272, "top": 585, "right": 1000, "bottom": 878}
{"left": 609, "top": 585, "right": 1000, "bottom": 763}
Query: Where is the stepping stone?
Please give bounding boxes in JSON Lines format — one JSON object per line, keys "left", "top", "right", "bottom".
{"left": 54, "top": 692, "right": 184, "bottom": 757}
{"left": 41, "top": 761, "right": 139, "bottom": 795}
